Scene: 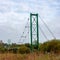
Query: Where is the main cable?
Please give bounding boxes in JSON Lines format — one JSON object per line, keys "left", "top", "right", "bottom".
{"left": 19, "top": 18, "right": 29, "bottom": 43}
{"left": 39, "top": 25, "right": 48, "bottom": 40}
{"left": 39, "top": 15, "right": 56, "bottom": 39}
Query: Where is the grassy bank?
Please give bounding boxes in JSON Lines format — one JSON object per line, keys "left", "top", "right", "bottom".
{"left": 0, "top": 53, "right": 60, "bottom": 60}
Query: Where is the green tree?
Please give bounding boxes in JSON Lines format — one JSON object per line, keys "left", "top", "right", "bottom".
{"left": 40, "top": 39, "right": 60, "bottom": 53}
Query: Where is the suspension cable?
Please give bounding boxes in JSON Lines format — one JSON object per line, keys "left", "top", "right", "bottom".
{"left": 19, "top": 18, "right": 29, "bottom": 43}
{"left": 39, "top": 15, "right": 56, "bottom": 39}
{"left": 39, "top": 25, "right": 48, "bottom": 40}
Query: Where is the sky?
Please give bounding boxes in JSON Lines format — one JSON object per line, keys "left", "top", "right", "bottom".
{"left": 0, "top": 0, "right": 60, "bottom": 43}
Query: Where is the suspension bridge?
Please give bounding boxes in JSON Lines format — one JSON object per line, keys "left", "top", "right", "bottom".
{"left": 0, "top": 13, "right": 58, "bottom": 60}
{"left": 18, "top": 13, "right": 56, "bottom": 51}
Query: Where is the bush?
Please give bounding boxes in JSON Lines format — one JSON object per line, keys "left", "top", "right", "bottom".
{"left": 40, "top": 39, "right": 60, "bottom": 53}
{"left": 13, "top": 48, "right": 18, "bottom": 53}
{"left": 0, "top": 47, "right": 6, "bottom": 53}
{"left": 18, "top": 45, "right": 30, "bottom": 54}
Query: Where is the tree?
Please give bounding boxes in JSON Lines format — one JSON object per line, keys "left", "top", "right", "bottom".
{"left": 40, "top": 39, "right": 60, "bottom": 53}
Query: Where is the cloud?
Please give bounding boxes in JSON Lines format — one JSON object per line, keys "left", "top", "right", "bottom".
{"left": 0, "top": 0, "right": 60, "bottom": 43}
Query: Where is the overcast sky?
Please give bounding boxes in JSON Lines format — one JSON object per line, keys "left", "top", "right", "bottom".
{"left": 0, "top": 0, "right": 60, "bottom": 43}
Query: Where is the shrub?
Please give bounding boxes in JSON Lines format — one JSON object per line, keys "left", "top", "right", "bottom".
{"left": 40, "top": 39, "right": 60, "bottom": 53}
{"left": 18, "top": 45, "right": 30, "bottom": 54}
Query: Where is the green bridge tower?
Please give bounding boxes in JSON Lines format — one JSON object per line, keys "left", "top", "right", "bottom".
{"left": 30, "top": 13, "right": 39, "bottom": 51}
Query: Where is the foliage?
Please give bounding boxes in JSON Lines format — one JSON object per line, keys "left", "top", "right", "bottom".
{"left": 0, "top": 39, "right": 60, "bottom": 54}
{"left": 40, "top": 39, "right": 60, "bottom": 53}
{"left": 18, "top": 45, "right": 30, "bottom": 54}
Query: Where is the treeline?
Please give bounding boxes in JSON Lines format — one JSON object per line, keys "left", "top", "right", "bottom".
{"left": 0, "top": 39, "right": 60, "bottom": 54}
{"left": 40, "top": 39, "right": 60, "bottom": 53}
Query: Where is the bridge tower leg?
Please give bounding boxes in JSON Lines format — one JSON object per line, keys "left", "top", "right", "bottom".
{"left": 30, "top": 13, "right": 39, "bottom": 51}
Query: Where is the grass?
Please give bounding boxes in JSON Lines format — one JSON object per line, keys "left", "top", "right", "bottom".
{"left": 0, "top": 53, "right": 60, "bottom": 60}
